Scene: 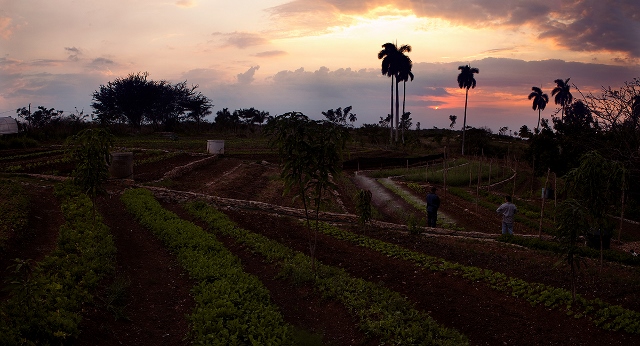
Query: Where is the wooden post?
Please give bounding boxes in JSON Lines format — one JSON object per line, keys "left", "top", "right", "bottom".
{"left": 553, "top": 171, "right": 557, "bottom": 223}
{"left": 531, "top": 157, "right": 535, "bottom": 196}
{"left": 476, "top": 156, "right": 481, "bottom": 213}
{"left": 539, "top": 168, "right": 550, "bottom": 238}
{"left": 425, "top": 163, "right": 429, "bottom": 183}
{"left": 488, "top": 159, "right": 492, "bottom": 190}
{"left": 512, "top": 159, "right": 517, "bottom": 197}
{"left": 443, "top": 146, "right": 447, "bottom": 197}
{"left": 469, "top": 157, "right": 473, "bottom": 187}
{"left": 619, "top": 174, "right": 626, "bottom": 242}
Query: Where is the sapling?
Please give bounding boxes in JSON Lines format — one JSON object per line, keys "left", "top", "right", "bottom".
{"left": 66, "top": 128, "right": 114, "bottom": 219}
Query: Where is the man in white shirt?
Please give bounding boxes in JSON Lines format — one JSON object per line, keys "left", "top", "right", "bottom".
{"left": 496, "top": 195, "right": 517, "bottom": 235}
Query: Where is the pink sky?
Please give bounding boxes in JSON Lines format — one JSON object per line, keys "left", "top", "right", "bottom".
{"left": 1, "top": 0, "right": 639, "bottom": 132}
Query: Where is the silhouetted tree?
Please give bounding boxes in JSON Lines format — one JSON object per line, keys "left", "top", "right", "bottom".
{"left": 398, "top": 51, "right": 414, "bottom": 142}
{"left": 528, "top": 86, "right": 549, "bottom": 133}
{"left": 322, "top": 106, "right": 357, "bottom": 127}
{"left": 498, "top": 126, "right": 509, "bottom": 136}
{"left": 214, "top": 108, "right": 239, "bottom": 131}
{"left": 449, "top": 114, "right": 457, "bottom": 129}
{"left": 519, "top": 125, "right": 533, "bottom": 138}
{"left": 234, "top": 108, "right": 269, "bottom": 132}
{"left": 379, "top": 113, "right": 392, "bottom": 128}
{"left": 552, "top": 78, "right": 573, "bottom": 120}
{"left": 16, "top": 105, "right": 63, "bottom": 130}
{"left": 400, "top": 112, "right": 412, "bottom": 132}
{"left": 378, "top": 42, "right": 411, "bottom": 143}
{"left": 457, "top": 64, "right": 479, "bottom": 155}
{"left": 91, "top": 72, "right": 211, "bottom": 130}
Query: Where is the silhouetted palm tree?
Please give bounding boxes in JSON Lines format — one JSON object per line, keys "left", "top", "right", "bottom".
{"left": 457, "top": 64, "right": 479, "bottom": 155}
{"left": 398, "top": 52, "right": 414, "bottom": 142}
{"left": 378, "top": 42, "right": 411, "bottom": 143}
{"left": 552, "top": 78, "right": 573, "bottom": 120}
{"left": 528, "top": 86, "right": 549, "bottom": 133}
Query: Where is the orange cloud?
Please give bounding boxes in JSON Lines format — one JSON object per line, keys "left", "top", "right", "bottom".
{"left": 0, "top": 17, "right": 14, "bottom": 39}
{"left": 175, "top": 0, "right": 197, "bottom": 8}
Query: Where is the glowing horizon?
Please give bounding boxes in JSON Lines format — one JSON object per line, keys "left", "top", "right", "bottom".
{"left": 1, "top": 0, "right": 639, "bottom": 132}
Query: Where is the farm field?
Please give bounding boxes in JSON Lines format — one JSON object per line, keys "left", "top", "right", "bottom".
{"left": 1, "top": 136, "right": 640, "bottom": 345}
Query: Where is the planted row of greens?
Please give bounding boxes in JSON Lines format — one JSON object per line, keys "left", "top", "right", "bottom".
{"left": 186, "top": 200, "right": 468, "bottom": 346}
{"left": 2, "top": 155, "right": 71, "bottom": 173}
{"left": 0, "top": 149, "right": 64, "bottom": 162}
{"left": 0, "top": 179, "right": 29, "bottom": 249}
{"left": 120, "top": 188, "right": 291, "bottom": 345}
{"left": 0, "top": 182, "right": 116, "bottom": 345}
{"left": 134, "top": 150, "right": 182, "bottom": 166}
{"left": 497, "top": 234, "right": 640, "bottom": 266}
{"left": 316, "top": 222, "right": 640, "bottom": 333}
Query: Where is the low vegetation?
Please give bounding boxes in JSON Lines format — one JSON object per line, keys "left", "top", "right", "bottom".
{"left": 0, "top": 179, "right": 29, "bottom": 249}
{"left": 187, "top": 200, "right": 468, "bottom": 345}
{"left": 121, "top": 188, "right": 292, "bottom": 345}
{"left": 0, "top": 182, "right": 116, "bottom": 345}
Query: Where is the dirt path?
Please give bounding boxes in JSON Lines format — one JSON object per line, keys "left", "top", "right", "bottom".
{"left": 352, "top": 172, "right": 457, "bottom": 226}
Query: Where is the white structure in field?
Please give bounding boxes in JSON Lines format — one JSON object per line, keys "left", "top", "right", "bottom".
{"left": 0, "top": 117, "right": 19, "bottom": 135}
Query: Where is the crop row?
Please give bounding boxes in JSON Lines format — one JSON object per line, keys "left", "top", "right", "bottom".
{"left": 0, "top": 149, "right": 65, "bottom": 162}
{"left": 2, "top": 155, "right": 71, "bottom": 173}
{"left": 315, "top": 222, "right": 640, "bottom": 333}
{"left": 120, "top": 188, "right": 291, "bottom": 345}
{"left": 0, "top": 180, "right": 29, "bottom": 249}
{"left": 0, "top": 182, "right": 116, "bottom": 345}
{"left": 186, "top": 200, "right": 468, "bottom": 346}
{"left": 133, "top": 150, "right": 182, "bottom": 166}
{"left": 497, "top": 234, "right": 640, "bottom": 267}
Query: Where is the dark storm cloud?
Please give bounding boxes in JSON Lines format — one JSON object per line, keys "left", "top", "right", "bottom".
{"left": 538, "top": 0, "right": 640, "bottom": 57}
{"left": 270, "top": 0, "right": 640, "bottom": 57}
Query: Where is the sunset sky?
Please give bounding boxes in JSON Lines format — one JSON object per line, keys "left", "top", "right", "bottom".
{"left": 1, "top": 0, "right": 639, "bottom": 132}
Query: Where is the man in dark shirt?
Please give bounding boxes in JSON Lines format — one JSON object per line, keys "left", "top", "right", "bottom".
{"left": 426, "top": 187, "right": 440, "bottom": 228}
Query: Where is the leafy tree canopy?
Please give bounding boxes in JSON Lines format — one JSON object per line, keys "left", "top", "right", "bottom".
{"left": 91, "top": 72, "right": 212, "bottom": 130}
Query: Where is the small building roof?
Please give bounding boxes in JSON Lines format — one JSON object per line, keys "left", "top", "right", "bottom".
{"left": 0, "top": 117, "right": 19, "bottom": 135}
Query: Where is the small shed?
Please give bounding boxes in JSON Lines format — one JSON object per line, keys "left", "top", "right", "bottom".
{"left": 0, "top": 117, "right": 19, "bottom": 135}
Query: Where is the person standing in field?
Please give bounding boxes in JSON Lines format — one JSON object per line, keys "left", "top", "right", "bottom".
{"left": 496, "top": 195, "right": 517, "bottom": 235}
{"left": 426, "top": 186, "right": 440, "bottom": 228}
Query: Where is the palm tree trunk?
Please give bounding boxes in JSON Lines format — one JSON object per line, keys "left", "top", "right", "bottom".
{"left": 390, "top": 77, "right": 394, "bottom": 144}
{"left": 462, "top": 88, "right": 469, "bottom": 155}
{"left": 395, "top": 80, "right": 400, "bottom": 142}
{"left": 537, "top": 109, "right": 541, "bottom": 133}
{"left": 402, "top": 80, "right": 407, "bottom": 143}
